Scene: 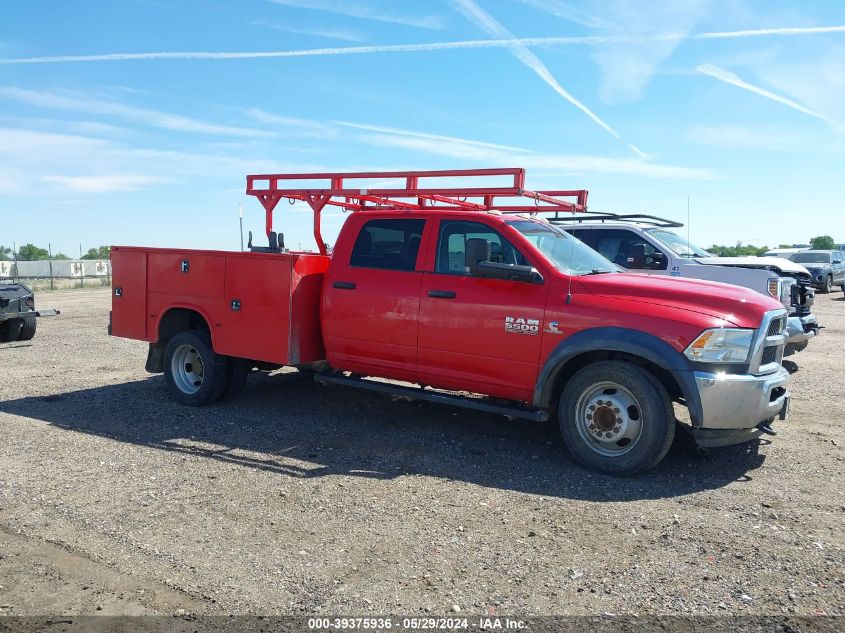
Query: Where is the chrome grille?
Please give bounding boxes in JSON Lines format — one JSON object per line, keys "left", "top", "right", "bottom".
{"left": 761, "top": 346, "right": 778, "bottom": 365}
{"left": 750, "top": 309, "right": 788, "bottom": 375}
{"left": 767, "top": 317, "right": 786, "bottom": 337}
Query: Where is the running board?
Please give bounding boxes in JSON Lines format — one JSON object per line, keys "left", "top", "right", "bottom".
{"left": 315, "top": 373, "right": 549, "bottom": 422}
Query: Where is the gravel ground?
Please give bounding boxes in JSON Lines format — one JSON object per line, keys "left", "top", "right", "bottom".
{"left": 0, "top": 288, "right": 842, "bottom": 618}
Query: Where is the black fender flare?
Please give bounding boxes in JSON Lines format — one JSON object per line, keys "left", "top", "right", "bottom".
{"left": 533, "top": 327, "right": 703, "bottom": 426}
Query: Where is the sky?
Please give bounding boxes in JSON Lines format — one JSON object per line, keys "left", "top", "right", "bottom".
{"left": 1, "top": 0, "right": 844, "bottom": 256}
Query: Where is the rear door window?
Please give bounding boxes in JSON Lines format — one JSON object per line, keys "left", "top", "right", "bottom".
{"left": 349, "top": 219, "right": 425, "bottom": 271}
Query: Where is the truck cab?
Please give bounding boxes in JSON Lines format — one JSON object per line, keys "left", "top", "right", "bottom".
{"left": 561, "top": 217, "right": 818, "bottom": 356}
{"left": 110, "top": 168, "right": 792, "bottom": 475}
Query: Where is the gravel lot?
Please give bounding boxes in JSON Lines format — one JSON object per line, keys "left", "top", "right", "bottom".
{"left": 0, "top": 288, "right": 842, "bottom": 618}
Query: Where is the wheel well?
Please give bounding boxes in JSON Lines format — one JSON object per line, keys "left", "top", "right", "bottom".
{"left": 145, "top": 308, "right": 211, "bottom": 374}
{"left": 547, "top": 350, "right": 683, "bottom": 407}
{"left": 157, "top": 307, "right": 210, "bottom": 343}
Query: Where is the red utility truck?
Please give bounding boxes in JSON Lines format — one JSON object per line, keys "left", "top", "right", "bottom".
{"left": 109, "top": 168, "right": 791, "bottom": 474}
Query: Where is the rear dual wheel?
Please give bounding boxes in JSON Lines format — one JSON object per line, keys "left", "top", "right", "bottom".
{"left": 558, "top": 361, "right": 675, "bottom": 475}
{"left": 164, "top": 330, "right": 251, "bottom": 405}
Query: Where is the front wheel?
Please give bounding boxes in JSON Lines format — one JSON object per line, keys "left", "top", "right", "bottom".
{"left": 558, "top": 361, "right": 675, "bottom": 475}
{"left": 163, "top": 330, "right": 229, "bottom": 405}
{"left": 821, "top": 275, "right": 832, "bottom": 293}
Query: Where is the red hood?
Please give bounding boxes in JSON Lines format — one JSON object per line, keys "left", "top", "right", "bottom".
{"left": 578, "top": 273, "right": 782, "bottom": 328}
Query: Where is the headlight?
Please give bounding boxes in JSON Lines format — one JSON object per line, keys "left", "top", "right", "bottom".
{"left": 767, "top": 277, "right": 780, "bottom": 298}
{"left": 684, "top": 328, "right": 755, "bottom": 364}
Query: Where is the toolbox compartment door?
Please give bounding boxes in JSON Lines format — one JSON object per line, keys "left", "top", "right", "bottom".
{"left": 110, "top": 249, "right": 148, "bottom": 340}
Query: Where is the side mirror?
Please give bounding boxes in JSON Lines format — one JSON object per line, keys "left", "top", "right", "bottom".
{"left": 465, "top": 238, "right": 491, "bottom": 276}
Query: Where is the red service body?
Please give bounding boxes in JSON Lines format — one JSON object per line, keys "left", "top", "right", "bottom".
{"left": 109, "top": 167, "right": 791, "bottom": 474}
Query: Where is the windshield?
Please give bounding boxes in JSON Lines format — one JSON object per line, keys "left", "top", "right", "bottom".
{"left": 508, "top": 220, "right": 618, "bottom": 275}
{"left": 790, "top": 252, "right": 830, "bottom": 263}
{"left": 646, "top": 228, "right": 711, "bottom": 258}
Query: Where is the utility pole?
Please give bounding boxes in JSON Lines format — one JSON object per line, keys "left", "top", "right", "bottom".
{"left": 239, "top": 204, "right": 244, "bottom": 252}
{"left": 48, "top": 242, "right": 54, "bottom": 291}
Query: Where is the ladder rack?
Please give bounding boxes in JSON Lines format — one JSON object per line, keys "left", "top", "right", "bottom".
{"left": 245, "top": 167, "right": 588, "bottom": 255}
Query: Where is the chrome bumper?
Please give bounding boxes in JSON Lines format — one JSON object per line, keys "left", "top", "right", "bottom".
{"left": 785, "top": 313, "right": 818, "bottom": 345}
{"left": 694, "top": 365, "right": 790, "bottom": 430}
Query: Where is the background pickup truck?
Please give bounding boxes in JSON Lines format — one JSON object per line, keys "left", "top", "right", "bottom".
{"left": 0, "top": 282, "right": 58, "bottom": 342}
{"left": 109, "top": 168, "right": 792, "bottom": 475}
{"left": 561, "top": 216, "right": 818, "bottom": 356}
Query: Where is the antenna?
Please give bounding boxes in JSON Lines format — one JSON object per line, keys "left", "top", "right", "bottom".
{"left": 565, "top": 215, "right": 577, "bottom": 305}
{"left": 687, "top": 195, "right": 691, "bottom": 253}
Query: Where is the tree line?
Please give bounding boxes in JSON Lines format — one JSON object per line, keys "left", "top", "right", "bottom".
{"left": 706, "top": 235, "right": 835, "bottom": 257}
{"left": 0, "top": 244, "right": 111, "bottom": 261}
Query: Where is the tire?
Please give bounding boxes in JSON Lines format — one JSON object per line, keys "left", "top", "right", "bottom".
{"left": 0, "top": 318, "right": 23, "bottom": 342}
{"left": 222, "top": 357, "right": 252, "bottom": 400}
{"left": 18, "top": 316, "right": 37, "bottom": 341}
{"left": 821, "top": 275, "right": 832, "bottom": 293}
{"left": 163, "top": 330, "right": 228, "bottom": 406}
{"left": 558, "top": 361, "right": 675, "bottom": 475}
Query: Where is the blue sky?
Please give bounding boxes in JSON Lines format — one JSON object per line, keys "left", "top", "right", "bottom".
{"left": 1, "top": 0, "right": 843, "bottom": 255}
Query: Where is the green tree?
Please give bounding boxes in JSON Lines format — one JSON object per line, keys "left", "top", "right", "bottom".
{"left": 53, "top": 253, "right": 71, "bottom": 260}
{"left": 707, "top": 243, "right": 769, "bottom": 257}
{"left": 16, "top": 243, "right": 50, "bottom": 260}
{"left": 0, "top": 245, "right": 11, "bottom": 259}
{"left": 810, "top": 235, "right": 835, "bottom": 250}
{"left": 81, "top": 246, "right": 110, "bottom": 260}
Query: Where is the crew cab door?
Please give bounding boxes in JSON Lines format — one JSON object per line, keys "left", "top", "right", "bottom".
{"left": 418, "top": 218, "right": 547, "bottom": 402}
{"left": 323, "top": 216, "right": 428, "bottom": 383}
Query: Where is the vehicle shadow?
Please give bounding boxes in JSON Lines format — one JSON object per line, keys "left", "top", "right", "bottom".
{"left": 0, "top": 371, "right": 768, "bottom": 501}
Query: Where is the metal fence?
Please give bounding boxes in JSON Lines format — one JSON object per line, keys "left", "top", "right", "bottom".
{"left": 0, "top": 259, "right": 111, "bottom": 286}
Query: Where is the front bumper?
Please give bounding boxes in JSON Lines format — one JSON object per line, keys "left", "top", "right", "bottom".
{"left": 694, "top": 364, "right": 790, "bottom": 430}
{"left": 785, "top": 313, "right": 818, "bottom": 345}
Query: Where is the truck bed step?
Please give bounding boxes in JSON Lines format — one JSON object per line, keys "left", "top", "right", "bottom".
{"left": 315, "top": 373, "right": 549, "bottom": 422}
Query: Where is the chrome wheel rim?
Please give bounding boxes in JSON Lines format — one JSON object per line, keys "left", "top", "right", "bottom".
{"left": 170, "top": 344, "right": 204, "bottom": 395}
{"left": 574, "top": 381, "right": 644, "bottom": 457}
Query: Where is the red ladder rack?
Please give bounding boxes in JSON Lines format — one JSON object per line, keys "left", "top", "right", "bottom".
{"left": 245, "top": 167, "right": 588, "bottom": 255}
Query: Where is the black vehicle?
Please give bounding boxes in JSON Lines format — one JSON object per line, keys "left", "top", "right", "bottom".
{"left": 0, "top": 282, "right": 59, "bottom": 342}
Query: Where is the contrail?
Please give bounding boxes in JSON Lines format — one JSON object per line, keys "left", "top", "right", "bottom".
{"left": 697, "top": 64, "right": 843, "bottom": 131}
{"left": 450, "top": 0, "right": 645, "bottom": 158}
{"left": 2, "top": 26, "right": 842, "bottom": 65}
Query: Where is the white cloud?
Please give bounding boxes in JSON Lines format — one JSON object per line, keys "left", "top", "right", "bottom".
{"left": 754, "top": 47, "right": 845, "bottom": 127}
{"left": 43, "top": 174, "right": 170, "bottom": 192}
{"left": 685, "top": 125, "right": 804, "bottom": 150}
{"left": 353, "top": 123, "right": 716, "bottom": 180}
{"left": 245, "top": 107, "right": 339, "bottom": 137}
{"left": 266, "top": 0, "right": 443, "bottom": 30}
{"left": 516, "top": 0, "right": 608, "bottom": 28}
{"left": 334, "top": 121, "right": 529, "bottom": 152}
{"left": 249, "top": 20, "right": 366, "bottom": 42}
{"left": 450, "top": 0, "right": 645, "bottom": 158}
{"left": 588, "top": 0, "right": 710, "bottom": 104}
{"left": 0, "top": 87, "right": 271, "bottom": 137}
{"left": 697, "top": 64, "right": 845, "bottom": 133}
{"left": 2, "top": 26, "right": 842, "bottom": 64}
